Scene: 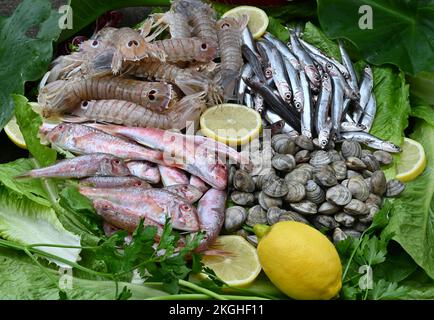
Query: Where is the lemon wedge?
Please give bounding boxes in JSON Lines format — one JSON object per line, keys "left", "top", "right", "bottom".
{"left": 222, "top": 6, "right": 269, "bottom": 39}
{"left": 200, "top": 104, "right": 262, "bottom": 145}
{"left": 395, "top": 137, "right": 427, "bottom": 182}
{"left": 200, "top": 235, "right": 262, "bottom": 287}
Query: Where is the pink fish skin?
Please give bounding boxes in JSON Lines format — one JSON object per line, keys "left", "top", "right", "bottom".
{"left": 158, "top": 165, "right": 189, "bottom": 186}
{"left": 196, "top": 188, "right": 227, "bottom": 251}
{"left": 80, "top": 187, "right": 200, "bottom": 232}
{"left": 79, "top": 176, "right": 151, "bottom": 188}
{"left": 127, "top": 161, "right": 161, "bottom": 184}
{"left": 189, "top": 175, "right": 210, "bottom": 193}
{"left": 15, "top": 153, "right": 130, "bottom": 179}
{"left": 165, "top": 184, "right": 203, "bottom": 203}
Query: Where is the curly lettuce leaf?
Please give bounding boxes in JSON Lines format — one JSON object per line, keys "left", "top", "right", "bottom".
{"left": 383, "top": 119, "right": 434, "bottom": 279}
{"left": 14, "top": 95, "right": 57, "bottom": 167}
{"left": 0, "top": 0, "right": 62, "bottom": 130}
{"left": 0, "top": 248, "right": 168, "bottom": 300}
{"left": 317, "top": 0, "right": 434, "bottom": 75}
{"left": 0, "top": 158, "right": 50, "bottom": 207}
{"left": 0, "top": 187, "right": 81, "bottom": 267}
{"left": 411, "top": 105, "right": 434, "bottom": 127}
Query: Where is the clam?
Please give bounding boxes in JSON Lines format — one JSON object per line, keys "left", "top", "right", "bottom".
{"left": 267, "top": 207, "right": 286, "bottom": 225}
{"left": 341, "top": 141, "right": 362, "bottom": 159}
{"left": 373, "top": 150, "right": 393, "bottom": 165}
{"left": 233, "top": 170, "right": 255, "bottom": 192}
{"left": 295, "top": 149, "right": 311, "bottom": 163}
{"left": 295, "top": 135, "right": 314, "bottom": 151}
{"left": 309, "top": 150, "right": 332, "bottom": 166}
{"left": 347, "top": 175, "right": 370, "bottom": 201}
{"left": 329, "top": 150, "right": 343, "bottom": 162}
{"left": 358, "top": 206, "right": 379, "bottom": 224}
{"left": 296, "top": 163, "right": 315, "bottom": 176}
{"left": 230, "top": 191, "right": 255, "bottom": 206}
{"left": 263, "top": 178, "right": 289, "bottom": 198}
{"left": 285, "top": 169, "right": 311, "bottom": 185}
{"left": 361, "top": 149, "right": 373, "bottom": 157}
{"left": 246, "top": 205, "right": 267, "bottom": 226}
{"left": 331, "top": 160, "right": 347, "bottom": 180}
{"left": 385, "top": 179, "right": 405, "bottom": 197}
{"left": 370, "top": 170, "right": 387, "bottom": 195}
{"left": 278, "top": 211, "right": 310, "bottom": 224}
{"left": 258, "top": 191, "right": 282, "bottom": 210}
{"left": 284, "top": 181, "right": 306, "bottom": 203}
{"left": 326, "top": 185, "right": 352, "bottom": 206}
{"left": 318, "top": 201, "right": 340, "bottom": 215}
{"left": 343, "top": 199, "right": 369, "bottom": 215}
{"left": 347, "top": 170, "right": 361, "bottom": 178}
{"left": 345, "top": 156, "right": 367, "bottom": 170}
{"left": 332, "top": 227, "right": 347, "bottom": 244}
{"left": 290, "top": 200, "right": 317, "bottom": 215}
{"left": 271, "top": 134, "right": 296, "bottom": 154}
{"left": 312, "top": 215, "right": 339, "bottom": 229}
{"left": 362, "top": 154, "right": 380, "bottom": 172}
{"left": 362, "top": 169, "right": 373, "bottom": 178}
{"left": 365, "top": 193, "right": 382, "bottom": 208}
{"left": 314, "top": 165, "right": 338, "bottom": 187}
{"left": 271, "top": 153, "right": 296, "bottom": 172}
{"left": 228, "top": 165, "right": 237, "bottom": 187}
{"left": 334, "top": 212, "right": 356, "bottom": 227}
{"left": 342, "top": 229, "right": 362, "bottom": 239}
{"left": 224, "top": 206, "right": 247, "bottom": 232}
{"left": 305, "top": 180, "right": 325, "bottom": 204}
{"left": 255, "top": 171, "right": 278, "bottom": 189}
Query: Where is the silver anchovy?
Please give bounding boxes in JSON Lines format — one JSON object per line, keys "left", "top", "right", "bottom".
{"left": 241, "top": 44, "right": 267, "bottom": 82}
{"left": 283, "top": 57, "right": 303, "bottom": 111}
{"left": 263, "top": 32, "right": 301, "bottom": 70}
{"left": 241, "top": 27, "right": 257, "bottom": 54}
{"left": 299, "top": 69, "right": 313, "bottom": 139}
{"left": 253, "top": 93, "right": 264, "bottom": 113}
{"left": 330, "top": 68, "right": 345, "bottom": 138}
{"left": 360, "top": 93, "right": 377, "bottom": 132}
{"left": 353, "top": 65, "right": 374, "bottom": 122}
{"left": 340, "top": 131, "right": 401, "bottom": 153}
{"left": 340, "top": 121, "right": 366, "bottom": 132}
{"left": 237, "top": 63, "right": 253, "bottom": 104}
{"left": 314, "top": 73, "right": 332, "bottom": 147}
{"left": 338, "top": 40, "right": 358, "bottom": 93}
{"left": 300, "top": 38, "right": 350, "bottom": 79}
{"left": 289, "top": 31, "right": 321, "bottom": 89}
{"left": 264, "top": 110, "right": 299, "bottom": 137}
{"left": 269, "top": 47, "right": 293, "bottom": 103}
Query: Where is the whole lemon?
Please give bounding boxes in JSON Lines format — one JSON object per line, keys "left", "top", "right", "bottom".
{"left": 257, "top": 221, "right": 342, "bottom": 300}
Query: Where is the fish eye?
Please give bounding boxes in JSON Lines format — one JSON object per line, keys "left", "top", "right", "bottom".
{"left": 181, "top": 204, "right": 191, "bottom": 211}
{"left": 113, "top": 159, "right": 120, "bottom": 164}
{"left": 221, "top": 23, "right": 230, "bottom": 29}
{"left": 135, "top": 182, "right": 142, "bottom": 186}
{"left": 217, "top": 163, "right": 227, "bottom": 170}
{"left": 81, "top": 101, "right": 89, "bottom": 109}
{"left": 285, "top": 93, "right": 291, "bottom": 100}
{"left": 295, "top": 102, "right": 301, "bottom": 108}
{"left": 181, "top": 185, "right": 188, "bottom": 191}
{"left": 91, "top": 40, "right": 99, "bottom": 48}
{"left": 200, "top": 43, "right": 208, "bottom": 51}
{"left": 326, "top": 63, "right": 333, "bottom": 69}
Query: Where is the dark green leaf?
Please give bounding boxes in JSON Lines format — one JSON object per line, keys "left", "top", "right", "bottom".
{"left": 302, "top": 22, "right": 340, "bottom": 59}
{"left": 116, "top": 286, "right": 132, "bottom": 300}
{"left": 407, "top": 71, "right": 434, "bottom": 106}
{"left": 58, "top": 0, "right": 171, "bottom": 43}
{"left": 411, "top": 105, "right": 434, "bottom": 127}
{"left": 374, "top": 248, "right": 418, "bottom": 283}
{"left": 0, "top": 0, "right": 62, "bottom": 129}
{"left": 369, "top": 279, "right": 409, "bottom": 300}
{"left": 14, "top": 95, "right": 57, "bottom": 167}
{"left": 266, "top": 17, "right": 289, "bottom": 43}
{"left": 383, "top": 119, "right": 434, "bottom": 279}
{"left": 317, "top": 0, "right": 434, "bottom": 75}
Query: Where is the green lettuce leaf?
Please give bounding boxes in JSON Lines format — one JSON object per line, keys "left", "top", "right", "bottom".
{"left": 407, "top": 71, "right": 434, "bottom": 106}
{"left": 0, "top": 248, "right": 169, "bottom": 300}
{"left": 0, "top": 158, "right": 50, "bottom": 207}
{"left": 302, "top": 22, "right": 340, "bottom": 60}
{"left": 411, "top": 105, "right": 434, "bottom": 127}
{"left": 383, "top": 119, "right": 434, "bottom": 279}
{"left": 317, "top": 0, "right": 434, "bottom": 75}
{"left": 0, "top": 0, "right": 61, "bottom": 130}
{"left": 14, "top": 94, "right": 57, "bottom": 167}
{"left": 0, "top": 187, "right": 81, "bottom": 267}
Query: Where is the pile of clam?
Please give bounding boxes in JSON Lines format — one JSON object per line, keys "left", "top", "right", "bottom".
{"left": 225, "top": 134, "right": 405, "bottom": 244}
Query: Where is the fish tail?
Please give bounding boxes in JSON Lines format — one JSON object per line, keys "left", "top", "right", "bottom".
{"left": 14, "top": 172, "right": 33, "bottom": 180}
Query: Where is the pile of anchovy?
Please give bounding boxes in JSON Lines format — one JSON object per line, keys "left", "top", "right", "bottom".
{"left": 225, "top": 134, "right": 405, "bottom": 244}
{"left": 236, "top": 28, "right": 400, "bottom": 153}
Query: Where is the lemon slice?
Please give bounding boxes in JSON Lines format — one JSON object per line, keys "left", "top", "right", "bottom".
{"left": 201, "top": 235, "right": 262, "bottom": 287}
{"left": 222, "top": 6, "right": 269, "bottom": 39}
{"left": 200, "top": 104, "right": 262, "bottom": 145}
{"left": 395, "top": 137, "right": 427, "bottom": 182}
{"left": 4, "top": 102, "right": 44, "bottom": 150}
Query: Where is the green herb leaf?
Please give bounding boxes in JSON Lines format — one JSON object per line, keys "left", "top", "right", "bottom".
{"left": 317, "top": 0, "right": 434, "bottom": 75}
{"left": 0, "top": 0, "right": 61, "bottom": 130}
{"left": 383, "top": 119, "right": 434, "bottom": 279}
{"left": 267, "top": 17, "right": 289, "bottom": 43}
{"left": 14, "top": 94, "right": 57, "bottom": 167}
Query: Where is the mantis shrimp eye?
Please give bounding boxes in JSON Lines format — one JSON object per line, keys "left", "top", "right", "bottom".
{"left": 200, "top": 43, "right": 208, "bottom": 51}
{"left": 127, "top": 40, "right": 139, "bottom": 48}
{"left": 221, "top": 23, "right": 230, "bottom": 30}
